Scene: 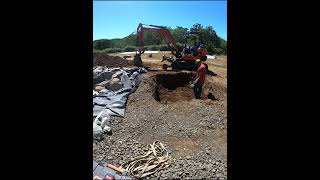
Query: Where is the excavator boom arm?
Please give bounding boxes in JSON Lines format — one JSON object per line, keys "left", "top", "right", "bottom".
{"left": 136, "top": 23, "right": 178, "bottom": 54}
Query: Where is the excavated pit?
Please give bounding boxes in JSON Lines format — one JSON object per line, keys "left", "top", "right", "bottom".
{"left": 151, "top": 71, "right": 220, "bottom": 103}
{"left": 152, "top": 72, "right": 193, "bottom": 103}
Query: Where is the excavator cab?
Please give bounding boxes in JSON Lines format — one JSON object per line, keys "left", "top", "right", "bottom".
{"left": 182, "top": 32, "right": 207, "bottom": 62}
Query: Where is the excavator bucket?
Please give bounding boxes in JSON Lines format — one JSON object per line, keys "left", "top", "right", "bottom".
{"left": 133, "top": 53, "right": 142, "bottom": 67}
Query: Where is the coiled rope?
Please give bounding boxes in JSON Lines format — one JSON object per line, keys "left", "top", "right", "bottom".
{"left": 120, "top": 141, "right": 171, "bottom": 178}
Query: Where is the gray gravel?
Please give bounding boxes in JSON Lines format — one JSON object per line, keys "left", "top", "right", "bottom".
{"left": 93, "top": 71, "right": 227, "bottom": 179}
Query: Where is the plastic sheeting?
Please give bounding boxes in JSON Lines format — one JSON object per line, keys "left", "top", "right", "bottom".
{"left": 93, "top": 67, "right": 147, "bottom": 139}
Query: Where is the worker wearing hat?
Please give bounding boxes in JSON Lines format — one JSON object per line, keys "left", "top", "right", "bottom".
{"left": 191, "top": 59, "right": 206, "bottom": 99}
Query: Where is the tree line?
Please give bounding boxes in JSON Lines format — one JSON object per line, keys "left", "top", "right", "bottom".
{"left": 93, "top": 23, "right": 227, "bottom": 55}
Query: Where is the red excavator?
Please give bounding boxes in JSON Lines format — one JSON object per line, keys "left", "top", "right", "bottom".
{"left": 133, "top": 23, "right": 208, "bottom": 71}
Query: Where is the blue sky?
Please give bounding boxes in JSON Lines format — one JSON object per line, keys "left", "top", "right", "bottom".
{"left": 93, "top": 1, "right": 227, "bottom": 41}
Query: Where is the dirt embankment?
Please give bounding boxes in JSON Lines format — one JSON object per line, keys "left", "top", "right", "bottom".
{"left": 93, "top": 52, "right": 133, "bottom": 67}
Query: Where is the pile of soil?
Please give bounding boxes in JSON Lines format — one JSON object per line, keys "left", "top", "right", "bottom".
{"left": 93, "top": 52, "right": 133, "bottom": 67}
{"left": 202, "top": 77, "right": 226, "bottom": 101}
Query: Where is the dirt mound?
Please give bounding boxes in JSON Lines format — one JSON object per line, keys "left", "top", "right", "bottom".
{"left": 202, "top": 78, "right": 226, "bottom": 101}
{"left": 93, "top": 52, "right": 133, "bottom": 67}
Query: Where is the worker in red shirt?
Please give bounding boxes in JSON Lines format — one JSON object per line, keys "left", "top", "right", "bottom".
{"left": 191, "top": 59, "right": 206, "bottom": 99}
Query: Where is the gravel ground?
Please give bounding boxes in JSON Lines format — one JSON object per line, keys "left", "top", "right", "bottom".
{"left": 93, "top": 71, "right": 227, "bottom": 179}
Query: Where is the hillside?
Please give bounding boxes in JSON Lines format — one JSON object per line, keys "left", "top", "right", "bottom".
{"left": 93, "top": 23, "right": 227, "bottom": 55}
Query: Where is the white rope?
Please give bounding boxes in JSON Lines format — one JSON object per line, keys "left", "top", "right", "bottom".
{"left": 120, "top": 141, "right": 171, "bottom": 178}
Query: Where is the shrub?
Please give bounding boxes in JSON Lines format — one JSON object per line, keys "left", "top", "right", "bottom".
{"left": 212, "top": 48, "right": 224, "bottom": 55}
{"left": 176, "top": 43, "right": 184, "bottom": 52}
{"left": 159, "top": 45, "right": 169, "bottom": 51}
{"left": 123, "top": 46, "right": 136, "bottom": 52}
{"left": 101, "top": 48, "right": 122, "bottom": 53}
{"left": 144, "top": 45, "right": 159, "bottom": 51}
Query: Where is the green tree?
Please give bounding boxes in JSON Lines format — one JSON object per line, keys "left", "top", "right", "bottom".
{"left": 123, "top": 33, "right": 137, "bottom": 46}
{"left": 219, "top": 38, "right": 227, "bottom": 54}
{"left": 93, "top": 39, "right": 111, "bottom": 50}
{"left": 206, "top": 26, "right": 220, "bottom": 48}
{"left": 171, "top": 27, "right": 188, "bottom": 44}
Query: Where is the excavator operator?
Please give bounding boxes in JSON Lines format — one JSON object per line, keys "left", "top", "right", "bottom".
{"left": 191, "top": 59, "right": 206, "bottom": 99}
{"left": 197, "top": 44, "right": 207, "bottom": 61}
